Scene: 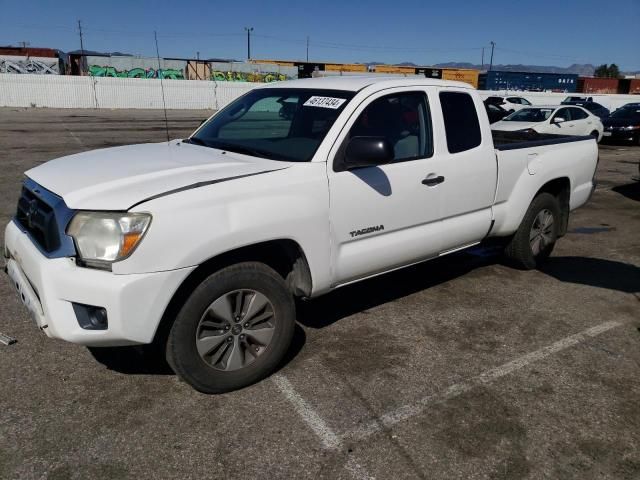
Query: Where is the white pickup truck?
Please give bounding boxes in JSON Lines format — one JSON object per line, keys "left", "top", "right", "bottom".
{"left": 4, "top": 77, "right": 598, "bottom": 393}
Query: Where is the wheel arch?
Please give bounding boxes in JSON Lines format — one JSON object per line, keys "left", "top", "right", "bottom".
{"left": 152, "top": 239, "right": 312, "bottom": 345}
{"left": 534, "top": 177, "right": 571, "bottom": 236}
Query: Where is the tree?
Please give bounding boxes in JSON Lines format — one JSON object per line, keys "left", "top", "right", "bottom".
{"left": 594, "top": 64, "right": 609, "bottom": 77}
{"left": 608, "top": 64, "right": 620, "bottom": 78}
{"left": 594, "top": 63, "right": 621, "bottom": 78}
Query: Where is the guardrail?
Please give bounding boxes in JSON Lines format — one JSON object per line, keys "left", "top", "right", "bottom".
{"left": 0, "top": 74, "right": 257, "bottom": 109}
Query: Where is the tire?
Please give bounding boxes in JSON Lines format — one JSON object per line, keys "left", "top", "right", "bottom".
{"left": 590, "top": 130, "right": 600, "bottom": 143}
{"left": 504, "top": 192, "right": 560, "bottom": 270}
{"left": 167, "top": 262, "right": 295, "bottom": 394}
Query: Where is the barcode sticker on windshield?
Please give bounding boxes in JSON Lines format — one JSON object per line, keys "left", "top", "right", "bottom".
{"left": 303, "top": 96, "right": 347, "bottom": 109}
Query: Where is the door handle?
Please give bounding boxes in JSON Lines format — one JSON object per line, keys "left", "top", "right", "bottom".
{"left": 422, "top": 175, "right": 445, "bottom": 186}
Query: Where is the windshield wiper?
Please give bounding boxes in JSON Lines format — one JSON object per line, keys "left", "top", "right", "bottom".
{"left": 183, "top": 137, "right": 210, "bottom": 147}
{"left": 208, "top": 141, "right": 278, "bottom": 160}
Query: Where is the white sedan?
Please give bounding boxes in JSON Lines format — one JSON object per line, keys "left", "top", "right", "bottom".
{"left": 485, "top": 96, "right": 532, "bottom": 113}
{"left": 492, "top": 105, "right": 604, "bottom": 142}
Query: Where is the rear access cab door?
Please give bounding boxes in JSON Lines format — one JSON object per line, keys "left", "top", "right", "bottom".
{"left": 326, "top": 86, "right": 497, "bottom": 287}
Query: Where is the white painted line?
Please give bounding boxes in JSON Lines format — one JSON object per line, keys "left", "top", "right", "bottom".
{"left": 273, "top": 374, "right": 374, "bottom": 479}
{"left": 342, "top": 320, "right": 622, "bottom": 442}
{"left": 273, "top": 374, "right": 341, "bottom": 450}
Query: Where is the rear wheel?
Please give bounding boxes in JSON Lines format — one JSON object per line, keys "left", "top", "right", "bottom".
{"left": 504, "top": 192, "right": 560, "bottom": 270}
{"left": 590, "top": 130, "right": 600, "bottom": 142}
{"left": 167, "top": 262, "right": 295, "bottom": 393}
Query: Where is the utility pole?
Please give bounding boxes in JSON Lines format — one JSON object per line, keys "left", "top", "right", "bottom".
{"left": 489, "top": 41, "right": 495, "bottom": 71}
{"left": 306, "top": 36, "right": 309, "bottom": 62}
{"left": 19, "top": 41, "right": 30, "bottom": 49}
{"left": 78, "top": 20, "right": 85, "bottom": 75}
{"left": 196, "top": 51, "right": 200, "bottom": 61}
{"left": 244, "top": 27, "right": 254, "bottom": 60}
{"left": 481, "top": 47, "right": 484, "bottom": 70}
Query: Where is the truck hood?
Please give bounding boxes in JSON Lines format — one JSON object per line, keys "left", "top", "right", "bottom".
{"left": 26, "top": 141, "right": 289, "bottom": 210}
{"left": 491, "top": 121, "right": 541, "bottom": 132}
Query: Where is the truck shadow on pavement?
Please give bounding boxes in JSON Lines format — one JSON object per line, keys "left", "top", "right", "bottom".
{"left": 89, "top": 253, "right": 638, "bottom": 376}
{"left": 538, "top": 257, "right": 640, "bottom": 295}
{"left": 612, "top": 182, "right": 640, "bottom": 202}
{"left": 297, "top": 252, "right": 492, "bottom": 329}
{"left": 87, "top": 325, "right": 307, "bottom": 376}
{"left": 298, "top": 253, "right": 640, "bottom": 330}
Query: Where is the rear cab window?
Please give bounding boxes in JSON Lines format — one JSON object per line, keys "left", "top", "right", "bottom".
{"left": 439, "top": 91, "right": 482, "bottom": 153}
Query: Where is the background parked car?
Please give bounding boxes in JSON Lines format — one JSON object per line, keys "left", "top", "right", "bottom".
{"left": 484, "top": 102, "right": 510, "bottom": 124}
{"left": 485, "top": 96, "right": 532, "bottom": 113}
{"left": 492, "top": 105, "right": 604, "bottom": 141}
{"left": 564, "top": 96, "right": 594, "bottom": 103}
{"left": 601, "top": 104, "right": 640, "bottom": 145}
{"left": 561, "top": 100, "right": 610, "bottom": 119}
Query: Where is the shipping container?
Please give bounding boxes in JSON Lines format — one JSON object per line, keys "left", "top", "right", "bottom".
{"left": 0, "top": 46, "right": 59, "bottom": 58}
{"left": 577, "top": 77, "right": 619, "bottom": 94}
{"left": 250, "top": 59, "right": 296, "bottom": 67}
{"left": 325, "top": 63, "right": 367, "bottom": 72}
{"left": 373, "top": 65, "right": 415, "bottom": 74}
{"left": 442, "top": 69, "right": 479, "bottom": 88}
{"left": 479, "top": 71, "right": 578, "bottom": 92}
{"left": 618, "top": 78, "right": 640, "bottom": 95}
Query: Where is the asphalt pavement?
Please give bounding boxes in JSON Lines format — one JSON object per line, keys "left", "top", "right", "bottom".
{"left": 0, "top": 108, "right": 639, "bottom": 480}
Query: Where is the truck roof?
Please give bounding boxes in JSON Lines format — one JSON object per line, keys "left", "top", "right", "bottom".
{"left": 258, "top": 75, "right": 474, "bottom": 92}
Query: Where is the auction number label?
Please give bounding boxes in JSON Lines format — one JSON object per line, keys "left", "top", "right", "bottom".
{"left": 303, "top": 96, "right": 347, "bottom": 109}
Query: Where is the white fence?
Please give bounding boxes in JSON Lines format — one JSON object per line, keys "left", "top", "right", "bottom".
{"left": 1, "top": 73, "right": 638, "bottom": 111}
{"left": 0, "top": 74, "right": 257, "bottom": 109}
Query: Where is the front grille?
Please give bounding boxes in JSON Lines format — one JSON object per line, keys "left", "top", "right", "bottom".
{"left": 15, "top": 186, "right": 61, "bottom": 253}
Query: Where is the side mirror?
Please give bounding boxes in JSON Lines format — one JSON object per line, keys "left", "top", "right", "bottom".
{"left": 553, "top": 116, "right": 566, "bottom": 124}
{"left": 344, "top": 137, "right": 393, "bottom": 169}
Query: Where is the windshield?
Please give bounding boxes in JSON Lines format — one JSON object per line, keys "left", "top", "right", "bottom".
{"left": 611, "top": 107, "right": 640, "bottom": 120}
{"left": 190, "top": 88, "right": 355, "bottom": 162}
{"left": 503, "top": 108, "right": 554, "bottom": 122}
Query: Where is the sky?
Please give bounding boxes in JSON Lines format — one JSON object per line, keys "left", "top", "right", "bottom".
{"left": 1, "top": 0, "right": 639, "bottom": 70}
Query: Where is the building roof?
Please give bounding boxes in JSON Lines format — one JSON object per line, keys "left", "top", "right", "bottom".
{"left": 258, "top": 75, "right": 474, "bottom": 92}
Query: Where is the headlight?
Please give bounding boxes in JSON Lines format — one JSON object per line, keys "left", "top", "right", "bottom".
{"left": 67, "top": 212, "right": 151, "bottom": 269}
{"left": 624, "top": 125, "right": 640, "bottom": 130}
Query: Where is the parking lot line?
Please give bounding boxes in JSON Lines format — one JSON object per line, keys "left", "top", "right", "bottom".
{"left": 273, "top": 374, "right": 375, "bottom": 478}
{"left": 273, "top": 374, "right": 342, "bottom": 450}
{"left": 341, "top": 320, "right": 623, "bottom": 443}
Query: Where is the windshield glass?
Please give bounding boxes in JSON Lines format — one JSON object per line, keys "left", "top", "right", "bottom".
{"left": 190, "top": 88, "right": 355, "bottom": 162}
{"left": 504, "top": 108, "right": 554, "bottom": 122}
{"left": 611, "top": 107, "right": 640, "bottom": 120}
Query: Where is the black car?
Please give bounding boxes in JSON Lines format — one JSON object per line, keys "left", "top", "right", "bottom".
{"left": 601, "top": 105, "right": 640, "bottom": 145}
{"left": 561, "top": 100, "right": 610, "bottom": 119}
{"left": 484, "top": 102, "right": 510, "bottom": 124}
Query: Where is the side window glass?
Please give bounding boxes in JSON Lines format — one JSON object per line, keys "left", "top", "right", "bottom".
{"left": 439, "top": 91, "right": 482, "bottom": 153}
{"left": 554, "top": 108, "right": 568, "bottom": 122}
{"left": 572, "top": 108, "right": 587, "bottom": 120}
{"left": 349, "top": 92, "right": 433, "bottom": 162}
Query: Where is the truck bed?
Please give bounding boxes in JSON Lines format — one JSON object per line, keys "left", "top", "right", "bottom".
{"left": 492, "top": 130, "right": 595, "bottom": 151}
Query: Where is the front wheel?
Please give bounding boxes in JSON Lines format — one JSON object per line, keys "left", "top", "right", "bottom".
{"left": 167, "top": 262, "right": 296, "bottom": 393}
{"left": 504, "top": 192, "right": 560, "bottom": 270}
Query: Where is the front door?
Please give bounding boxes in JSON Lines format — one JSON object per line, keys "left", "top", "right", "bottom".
{"left": 327, "top": 88, "right": 446, "bottom": 286}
